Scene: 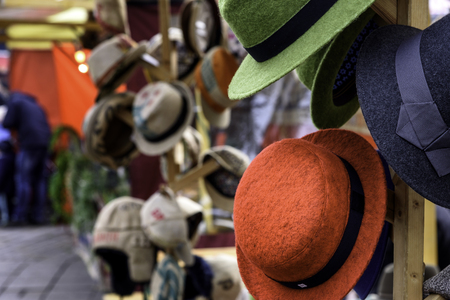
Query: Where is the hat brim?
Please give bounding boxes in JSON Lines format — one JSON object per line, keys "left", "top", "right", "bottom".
{"left": 200, "top": 96, "right": 231, "bottom": 129}
{"left": 237, "top": 129, "right": 387, "bottom": 299}
{"left": 205, "top": 180, "right": 235, "bottom": 213}
{"left": 133, "top": 81, "right": 195, "bottom": 156}
{"left": 355, "top": 25, "right": 450, "bottom": 208}
{"left": 227, "top": 0, "right": 376, "bottom": 100}
{"left": 296, "top": 9, "right": 375, "bottom": 129}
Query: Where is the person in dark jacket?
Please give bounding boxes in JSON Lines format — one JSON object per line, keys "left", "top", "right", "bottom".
{"left": 3, "top": 92, "right": 51, "bottom": 225}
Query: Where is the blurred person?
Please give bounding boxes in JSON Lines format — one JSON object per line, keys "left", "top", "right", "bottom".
{"left": 3, "top": 91, "right": 51, "bottom": 226}
{"left": 0, "top": 105, "right": 15, "bottom": 226}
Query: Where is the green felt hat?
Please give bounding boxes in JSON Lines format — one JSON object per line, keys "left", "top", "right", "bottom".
{"left": 219, "top": 0, "right": 377, "bottom": 100}
{"left": 296, "top": 8, "right": 377, "bottom": 129}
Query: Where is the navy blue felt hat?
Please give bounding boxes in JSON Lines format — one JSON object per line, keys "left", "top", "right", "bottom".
{"left": 356, "top": 14, "right": 450, "bottom": 208}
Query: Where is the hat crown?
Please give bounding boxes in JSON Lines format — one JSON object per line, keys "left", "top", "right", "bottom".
{"left": 418, "top": 16, "right": 450, "bottom": 126}
{"left": 234, "top": 139, "right": 351, "bottom": 282}
{"left": 133, "top": 82, "right": 183, "bottom": 137}
{"left": 95, "top": 197, "right": 144, "bottom": 230}
{"left": 218, "top": 0, "right": 308, "bottom": 48}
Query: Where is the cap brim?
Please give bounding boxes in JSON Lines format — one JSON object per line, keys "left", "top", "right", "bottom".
{"left": 297, "top": 8, "right": 375, "bottom": 129}
{"left": 133, "top": 81, "right": 195, "bottom": 156}
{"left": 356, "top": 23, "right": 450, "bottom": 209}
{"left": 237, "top": 129, "right": 387, "bottom": 299}
{"left": 228, "top": 0, "right": 376, "bottom": 100}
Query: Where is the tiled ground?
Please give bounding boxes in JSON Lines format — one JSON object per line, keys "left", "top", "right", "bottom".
{"left": 0, "top": 226, "right": 103, "bottom": 300}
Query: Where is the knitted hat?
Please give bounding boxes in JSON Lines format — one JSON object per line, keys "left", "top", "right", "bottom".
{"left": 199, "top": 146, "right": 250, "bottom": 213}
{"left": 141, "top": 188, "right": 195, "bottom": 266}
{"left": 234, "top": 129, "right": 387, "bottom": 299}
{"left": 93, "top": 197, "right": 156, "bottom": 296}
{"left": 356, "top": 14, "right": 450, "bottom": 208}
{"left": 218, "top": 0, "right": 377, "bottom": 100}
{"left": 180, "top": 0, "right": 222, "bottom": 56}
{"left": 132, "top": 81, "right": 194, "bottom": 156}
{"left": 194, "top": 46, "right": 239, "bottom": 129}
{"left": 295, "top": 8, "right": 377, "bottom": 129}
{"left": 88, "top": 34, "right": 146, "bottom": 99}
{"left": 82, "top": 92, "right": 139, "bottom": 170}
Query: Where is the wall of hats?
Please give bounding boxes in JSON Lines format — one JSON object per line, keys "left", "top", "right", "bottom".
{"left": 73, "top": 0, "right": 450, "bottom": 299}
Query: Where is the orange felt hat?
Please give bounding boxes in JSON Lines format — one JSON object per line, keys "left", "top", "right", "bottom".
{"left": 234, "top": 129, "right": 387, "bottom": 300}
{"left": 194, "top": 46, "right": 239, "bottom": 129}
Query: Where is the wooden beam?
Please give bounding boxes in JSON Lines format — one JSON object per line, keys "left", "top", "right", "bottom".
{"left": 372, "top": 0, "right": 397, "bottom": 24}
{"left": 0, "top": 20, "right": 101, "bottom": 31}
{"left": 392, "top": 174, "right": 424, "bottom": 300}
{"left": 2, "top": 0, "right": 95, "bottom": 9}
{"left": 169, "top": 159, "right": 220, "bottom": 192}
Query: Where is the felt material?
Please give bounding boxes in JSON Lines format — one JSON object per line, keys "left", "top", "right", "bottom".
{"left": 295, "top": 8, "right": 375, "bottom": 129}
{"left": 83, "top": 92, "right": 139, "bottom": 169}
{"left": 423, "top": 264, "right": 450, "bottom": 298}
{"left": 194, "top": 46, "right": 239, "bottom": 129}
{"left": 219, "top": 0, "right": 377, "bottom": 100}
{"left": 356, "top": 14, "right": 450, "bottom": 208}
{"left": 234, "top": 129, "right": 387, "bottom": 299}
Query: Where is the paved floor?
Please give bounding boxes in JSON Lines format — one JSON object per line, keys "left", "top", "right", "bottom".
{"left": 0, "top": 226, "right": 103, "bottom": 300}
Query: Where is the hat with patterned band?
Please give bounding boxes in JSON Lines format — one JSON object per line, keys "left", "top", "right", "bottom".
{"left": 356, "top": 14, "right": 450, "bottom": 209}
{"left": 88, "top": 34, "right": 146, "bottom": 100}
{"left": 93, "top": 197, "right": 156, "bottom": 296}
{"left": 219, "top": 0, "right": 378, "bottom": 100}
{"left": 295, "top": 8, "right": 377, "bottom": 129}
{"left": 132, "top": 81, "right": 194, "bottom": 156}
{"left": 234, "top": 129, "right": 387, "bottom": 299}
{"left": 199, "top": 146, "right": 249, "bottom": 213}
{"left": 194, "top": 46, "right": 239, "bottom": 129}
{"left": 82, "top": 92, "right": 139, "bottom": 170}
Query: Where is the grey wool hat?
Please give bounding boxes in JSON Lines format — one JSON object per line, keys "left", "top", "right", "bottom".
{"left": 356, "top": 14, "right": 450, "bottom": 208}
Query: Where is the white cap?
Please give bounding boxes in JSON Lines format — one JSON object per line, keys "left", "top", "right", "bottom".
{"left": 141, "top": 188, "right": 194, "bottom": 266}
{"left": 204, "top": 255, "right": 244, "bottom": 300}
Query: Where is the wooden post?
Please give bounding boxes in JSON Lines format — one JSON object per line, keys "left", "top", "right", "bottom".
{"left": 158, "top": 0, "right": 172, "bottom": 76}
{"left": 392, "top": 175, "right": 424, "bottom": 300}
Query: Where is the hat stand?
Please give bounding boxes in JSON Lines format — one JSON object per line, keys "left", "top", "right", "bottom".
{"left": 371, "top": 0, "right": 442, "bottom": 299}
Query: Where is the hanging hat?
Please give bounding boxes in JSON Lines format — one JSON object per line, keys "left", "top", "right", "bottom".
{"left": 94, "top": 0, "right": 130, "bottom": 35}
{"left": 151, "top": 254, "right": 185, "bottom": 300}
{"left": 82, "top": 92, "right": 139, "bottom": 170}
{"left": 234, "top": 129, "right": 387, "bottom": 299}
{"left": 176, "top": 195, "right": 204, "bottom": 247}
{"left": 132, "top": 81, "right": 194, "bottom": 156}
{"left": 180, "top": 0, "right": 222, "bottom": 56}
{"left": 141, "top": 188, "right": 195, "bottom": 266}
{"left": 147, "top": 27, "right": 200, "bottom": 82}
{"left": 295, "top": 8, "right": 377, "bottom": 129}
{"left": 205, "top": 255, "right": 244, "bottom": 300}
{"left": 199, "top": 146, "right": 249, "bottom": 213}
{"left": 194, "top": 46, "right": 239, "bottom": 129}
{"left": 93, "top": 197, "right": 156, "bottom": 296}
{"left": 356, "top": 14, "right": 450, "bottom": 208}
{"left": 88, "top": 34, "right": 146, "bottom": 99}
{"left": 218, "top": 0, "right": 378, "bottom": 100}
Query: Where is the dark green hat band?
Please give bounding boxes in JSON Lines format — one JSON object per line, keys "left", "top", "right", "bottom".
{"left": 244, "top": 0, "right": 338, "bottom": 62}
{"left": 332, "top": 19, "right": 378, "bottom": 106}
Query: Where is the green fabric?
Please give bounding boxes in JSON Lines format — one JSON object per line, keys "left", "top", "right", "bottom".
{"left": 219, "top": 0, "right": 309, "bottom": 48}
{"left": 222, "top": 0, "right": 376, "bottom": 100}
{"left": 296, "top": 43, "right": 330, "bottom": 90}
{"left": 296, "top": 8, "right": 375, "bottom": 129}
